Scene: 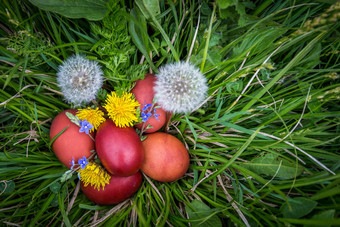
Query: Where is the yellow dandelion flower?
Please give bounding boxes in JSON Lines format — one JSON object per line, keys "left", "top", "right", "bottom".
{"left": 103, "top": 91, "right": 140, "bottom": 128}
{"left": 78, "top": 162, "right": 111, "bottom": 191}
{"left": 76, "top": 107, "right": 105, "bottom": 131}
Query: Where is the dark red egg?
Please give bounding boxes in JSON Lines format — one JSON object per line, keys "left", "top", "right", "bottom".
{"left": 131, "top": 74, "right": 167, "bottom": 133}
{"left": 81, "top": 171, "right": 142, "bottom": 205}
{"left": 50, "top": 109, "right": 94, "bottom": 168}
{"left": 95, "top": 119, "right": 144, "bottom": 176}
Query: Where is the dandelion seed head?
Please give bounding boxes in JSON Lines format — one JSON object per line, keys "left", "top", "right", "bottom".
{"left": 57, "top": 55, "right": 103, "bottom": 106}
{"left": 154, "top": 61, "right": 208, "bottom": 113}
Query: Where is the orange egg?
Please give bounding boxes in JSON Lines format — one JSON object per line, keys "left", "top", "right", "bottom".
{"left": 50, "top": 109, "right": 94, "bottom": 168}
{"left": 141, "top": 132, "right": 189, "bottom": 182}
{"left": 131, "top": 74, "right": 167, "bottom": 133}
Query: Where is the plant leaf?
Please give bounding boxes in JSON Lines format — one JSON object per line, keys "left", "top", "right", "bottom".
{"left": 49, "top": 182, "right": 61, "bottom": 194}
{"left": 240, "top": 153, "right": 304, "bottom": 180}
{"left": 141, "top": 0, "right": 160, "bottom": 19}
{"left": 304, "top": 210, "right": 335, "bottom": 227}
{"left": 281, "top": 197, "right": 317, "bottom": 219}
{"left": 60, "top": 170, "right": 73, "bottom": 183}
{"left": 28, "top": 0, "right": 110, "bottom": 20}
{"left": 185, "top": 200, "right": 222, "bottom": 227}
{"left": 0, "top": 180, "right": 15, "bottom": 194}
{"left": 217, "top": 0, "right": 236, "bottom": 9}
{"left": 65, "top": 112, "right": 81, "bottom": 126}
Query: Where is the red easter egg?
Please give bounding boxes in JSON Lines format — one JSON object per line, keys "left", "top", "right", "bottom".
{"left": 95, "top": 119, "right": 144, "bottom": 176}
{"left": 50, "top": 109, "right": 94, "bottom": 168}
{"left": 81, "top": 171, "right": 142, "bottom": 205}
{"left": 141, "top": 132, "right": 189, "bottom": 182}
{"left": 131, "top": 74, "right": 167, "bottom": 133}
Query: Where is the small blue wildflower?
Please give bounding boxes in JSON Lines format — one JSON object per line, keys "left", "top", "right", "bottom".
{"left": 79, "top": 119, "right": 93, "bottom": 134}
{"left": 78, "top": 156, "right": 88, "bottom": 169}
{"left": 141, "top": 112, "right": 152, "bottom": 122}
{"left": 70, "top": 158, "right": 75, "bottom": 170}
{"left": 142, "top": 103, "right": 152, "bottom": 111}
{"left": 153, "top": 108, "right": 160, "bottom": 121}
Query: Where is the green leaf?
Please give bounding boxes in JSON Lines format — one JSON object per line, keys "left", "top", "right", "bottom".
{"left": 136, "top": 0, "right": 160, "bottom": 20}
{"left": 79, "top": 204, "right": 108, "bottom": 210}
{"left": 281, "top": 197, "right": 317, "bottom": 219}
{"left": 60, "top": 170, "right": 73, "bottom": 182}
{"left": 28, "top": 0, "right": 109, "bottom": 20}
{"left": 59, "top": 186, "right": 72, "bottom": 227}
{"left": 0, "top": 180, "right": 15, "bottom": 194}
{"left": 185, "top": 200, "right": 222, "bottom": 227}
{"left": 65, "top": 112, "right": 81, "bottom": 126}
{"left": 49, "top": 125, "right": 69, "bottom": 147}
{"left": 226, "top": 80, "right": 243, "bottom": 93}
{"left": 235, "top": 2, "right": 247, "bottom": 26}
{"left": 304, "top": 210, "right": 335, "bottom": 227}
{"left": 51, "top": 195, "right": 59, "bottom": 207}
{"left": 240, "top": 153, "right": 304, "bottom": 180}
{"left": 217, "top": 0, "right": 236, "bottom": 9}
{"left": 49, "top": 181, "right": 61, "bottom": 194}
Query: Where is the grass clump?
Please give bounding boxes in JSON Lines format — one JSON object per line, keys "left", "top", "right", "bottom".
{"left": 1, "top": 0, "right": 339, "bottom": 226}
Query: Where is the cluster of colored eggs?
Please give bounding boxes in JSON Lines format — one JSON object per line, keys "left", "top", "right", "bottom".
{"left": 50, "top": 74, "right": 190, "bottom": 205}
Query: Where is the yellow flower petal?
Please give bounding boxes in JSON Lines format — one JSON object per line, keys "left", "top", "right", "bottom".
{"left": 78, "top": 162, "right": 111, "bottom": 191}
{"left": 76, "top": 107, "right": 105, "bottom": 132}
{"left": 103, "top": 91, "right": 140, "bottom": 128}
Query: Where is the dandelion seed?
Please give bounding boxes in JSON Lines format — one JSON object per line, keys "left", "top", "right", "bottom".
{"left": 103, "top": 91, "right": 140, "bottom": 128}
{"left": 78, "top": 162, "right": 111, "bottom": 191}
{"left": 154, "top": 61, "right": 208, "bottom": 113}
{"left": 57, "top": 55, "right": 103, "bottom": 106}
{"left": 79, "top": 120, "right": 93, "bottom": 135}
{"left": 77, "top": 107, "right": 105, "bottom": 132}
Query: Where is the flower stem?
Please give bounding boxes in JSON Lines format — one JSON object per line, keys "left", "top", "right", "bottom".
{"left": 88, "top": 133, "right": 95, "bottom": 141}
{"left": 139, "top": 102, "right": 156, "bottom": 137}
{"left": 164, "top": 112, "right": 173, "bottom": 133}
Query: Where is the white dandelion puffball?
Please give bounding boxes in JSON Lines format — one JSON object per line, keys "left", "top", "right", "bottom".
{"left": 57, "top": 55, "right": 103, "bottom": 106}
{"left": 154, "top": 61, "right": 208, "bottom": 113}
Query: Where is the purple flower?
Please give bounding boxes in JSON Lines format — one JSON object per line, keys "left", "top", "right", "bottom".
{"left": 141, "top": 112, "right": 152, "bottom": 122}
{"left": 154, "top": 108, "right": 160, "bottom": 121}
{"left": 78, "top": 156, "right": 88, "bottom": 169}
{"left": 142, "top": 103, "right": 152, "bottom": 111}
{"left": 70, "top": 158, "right": 75, "bottom": 170}
{"left": 79, "top": 119, "right": 93, "bottom": 134}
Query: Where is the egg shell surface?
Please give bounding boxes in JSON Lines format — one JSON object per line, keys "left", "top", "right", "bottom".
{"left": 81, "top": 171, "right": 142, "bottom": 205}
{"left": 96, "top": 119, "right": 144, "bottom": 177}
{"left": 131, "top": 74, "right": 167, "bottom": 133}
{"left": 50, "top": 109, "right": 94, "bottom": 168}
{"left": 141, "top": 132, "right": 189, "bottom": 182}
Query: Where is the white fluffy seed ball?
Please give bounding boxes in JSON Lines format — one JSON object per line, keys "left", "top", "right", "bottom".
{"left": 154, "top": 62, "right": 208, "bottom": 113}
{"left": 57, "top": 55, "right": 103, "bottom": 106}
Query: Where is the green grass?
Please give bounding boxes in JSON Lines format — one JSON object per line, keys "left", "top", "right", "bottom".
{"left": 1, "top": 0, "right": 340, "bottom": 226}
